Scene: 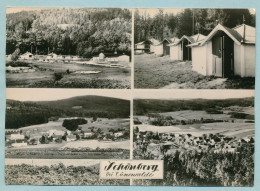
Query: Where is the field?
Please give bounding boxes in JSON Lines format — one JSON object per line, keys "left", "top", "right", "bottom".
{"left": 135, "top": 122, "right": 254, "bottom": 138}
{"left": 18, "top": 117, "right": 130, "bottom": 135}
{"left": 134, "top": 54, "right": 255, "bottom": 89}
{"left": 6, "top": 60, "right": 131, "bottom": 88}
{"left": 135, "top": 105, "right": 254, "bottom": 138}
{"left": 5, "top": 161, "right": 130, "bottom": 185}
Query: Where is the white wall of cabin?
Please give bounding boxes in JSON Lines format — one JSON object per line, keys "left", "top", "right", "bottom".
{"left": 244, "top": 44, "right": 255, "bottom": 77}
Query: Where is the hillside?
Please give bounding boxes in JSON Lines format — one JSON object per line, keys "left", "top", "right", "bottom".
{"left": 6, "top": 96, "right": 130, "bottom": 129}
{"left": 6, "top": 8, "right": 131, "bottom": 57}
{"left": 134, "top": 97, "right": 254, "bottom": 115}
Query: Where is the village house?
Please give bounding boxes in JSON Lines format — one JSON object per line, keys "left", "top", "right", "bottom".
{"left": 19, "top": 52, "right": 34, "bottom": 60}
{"left": 189, "top": 24, "right": 255, "bottom": 77}
{"left": 168, "top": 33, "right": 206, "bottom": 61}
{"left": 49, "top": 130, "right": 64, "bottom": 137}
{"left": 66, "top": 134, "right": 77, "bottom": 142}
{"left": 84, "top": 132, "right": 94, "bottom": 138}
{"left": 114, "top": 131, "right": 124, "bottom": 138}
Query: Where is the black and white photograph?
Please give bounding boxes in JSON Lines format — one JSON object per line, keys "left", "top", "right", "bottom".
{"left": 134, "top": 8, "right": 255, "bottom": 89}
{"left": 133, "top": 90, "right": 254, "bottom": 186}
{"left": 6, "top": 8, "right": 132, "bottom": 89}
{"left": 5, "top": 89, "right": 130, "bottom": 185}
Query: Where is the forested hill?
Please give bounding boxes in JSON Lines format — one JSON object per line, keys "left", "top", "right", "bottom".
{"left": 6, "top": 96, "right": 130, "bottom": 129}
{"left": 6, "top": 8, "right": 131, "bottom": 57}
{"left": 134, "top": 8, "right": 255, "bottom": 43}
{"left": 134, "top": 97, "right": 254, "bottom": 115}
{"left": 36, "top": 95, "right": 130, "bottom": 116}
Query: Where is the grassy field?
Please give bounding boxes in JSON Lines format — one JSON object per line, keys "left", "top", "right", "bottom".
{"left": 5, "top": 146, "right": 130, "bottom": 159}
{"left": 18, "top": 118, "right": 129, "bottom": 136}
{"left": 5, "top": 163, "right": 130, "bottom": 185}
{"left": 6, "top": 60, "right": 131, "bottom": 88}
{"left": 134, "top": 54, "right": 255, "bottom": 89}
{"left": 135, "top": 121, "right": 254, "bottom": 138}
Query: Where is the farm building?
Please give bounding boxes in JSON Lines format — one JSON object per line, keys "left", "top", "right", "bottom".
{"left": 189, "top": 24, "right": 255, "bottom": 77}
{"left": 168, "top": 34, "right": 206, "bottom": 61}
{"left": 19, "top": 52, "right": 33, "bottom": 60}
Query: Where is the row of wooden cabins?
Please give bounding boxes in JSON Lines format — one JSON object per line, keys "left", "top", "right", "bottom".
{"left": 135, "top": 24, "right": 255, "bottom": 78}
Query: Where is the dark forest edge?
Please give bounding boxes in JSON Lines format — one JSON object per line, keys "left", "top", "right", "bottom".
{"left": 6, "top": 96, "right": 130, "bottom": 129}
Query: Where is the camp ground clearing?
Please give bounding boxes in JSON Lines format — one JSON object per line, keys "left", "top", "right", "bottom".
{"left": 6, "top": 54, "right": 131, "bottom": 89}
{"left": 135, "top": 23, "right": 255, "bottom": 89}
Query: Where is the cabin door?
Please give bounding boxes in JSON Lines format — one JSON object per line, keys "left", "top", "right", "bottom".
{"left": 183, "top": 39, "right": 192, "bottom": 61}
{"left": 212, "top": 35, "right": 234, "bottom": 77}
{"left": 212, "top": 36, "right": 222, "bottom": 77}
{"left": 222, "top": 36, "right": 234, "bottom": 77}
{"left": 163, "top": 42, "right": 170, "bottom": 56}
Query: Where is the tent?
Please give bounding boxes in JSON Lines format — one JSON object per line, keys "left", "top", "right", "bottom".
{"left": 189, "top": 24, "right": 255, "bottom": 77}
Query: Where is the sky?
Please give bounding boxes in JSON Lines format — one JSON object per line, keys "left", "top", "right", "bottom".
{"left": 134, "top": 90, "right": 255, "bottom": 100}
{"left": 6, "top": 89, "right": 131, "bottom": 101}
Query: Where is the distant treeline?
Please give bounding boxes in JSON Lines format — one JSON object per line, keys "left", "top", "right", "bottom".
{"left": 6, "top": 8, "right": 131, "bottom": 57}
{"left": 134, "top": 98, "right": 254, "bottom": 115}
{"left": 6, "top": 96, "right": 130, "bottom": 129}
{"left": 135, "top": 8, "right": 255, "bottom": 43}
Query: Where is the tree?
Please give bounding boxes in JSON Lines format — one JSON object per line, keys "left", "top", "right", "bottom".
{"left": 11, "top": 48, "right": 20, "bottom": 61}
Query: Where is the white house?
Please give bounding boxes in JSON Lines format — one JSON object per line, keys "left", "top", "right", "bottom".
{"left": 114, "top": 132, "right": 124, "bottom": 138}
{"left": 189, "top": 24, "right": 255, "bottom": 77}
{"left": 20, "top": 52, "right": 33, "bottom": 60}
{"left": 168, "top": 34, "right": 206, "bottom": 61}
{"left": 49, "top": 130, "right": 64, "bottom": 137}
{"left": 84, "top": 132, "right": 94, "bottom": 138}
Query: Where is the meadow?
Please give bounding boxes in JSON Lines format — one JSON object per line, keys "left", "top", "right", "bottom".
{"left": 6, "top": 60, "right": 131, "bottom": 88}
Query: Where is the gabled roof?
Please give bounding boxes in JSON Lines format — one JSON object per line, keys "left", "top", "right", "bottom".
{"left": 135, "top": 39, "right": 154, "bottom": 45}
{"left": 233, "top": 24, "right": 255, "bottom": 44}
{"left": 169, "top": 34, "right": 206, "bottom": 47}
{"left": 149, "top": 38, "right": 161, "bottom": 45}
{"left": 190, "top": 24, "right": 255, "bottom": 47}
